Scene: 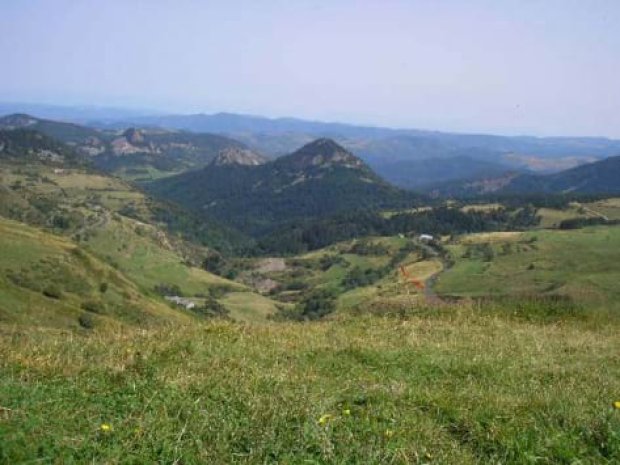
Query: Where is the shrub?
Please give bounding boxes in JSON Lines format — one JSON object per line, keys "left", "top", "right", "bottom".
{"left": 154, "top": 283, "right": 182, "bottom": 296}
{"left": 193, "top": 296, "right": 230, "bottom": 319}
{"left": 78, "top": 313, "right": 95, "bottom": 329}
{"left": 42, "top": 285, "right": 62, "bottom": 299}
{"left": 81, "top": 300, "right": 105, "bottom": 314}
{"left": 296, "top": 289, "right": 337, "bottom": 320}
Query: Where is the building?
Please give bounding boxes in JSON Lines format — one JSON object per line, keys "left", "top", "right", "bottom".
{"left": 164, "top": 295, "right": 196, "bottom": 310}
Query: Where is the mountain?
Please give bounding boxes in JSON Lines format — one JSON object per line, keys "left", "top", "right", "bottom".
{"left": 93, "top": 126, "right": 255, "bottom": 179}
{"left": 0, "top": 102, "right": 155, "bottom": 124}
{"left": 148, "top": 138, "right": 418, "bottom": 236}
{"left": 0, "top": 113, "right": 101, "bottom": 145}
{"left": 502, "top": 155, "right": 620, "bottom": 195}
{"left": 369, "top": 156, "right": 514, "bottom": 191}
{"left": 0, "top": 129, "right": 84, "bottom": 166}
{"left": 429, "top": 155, "right": 620, "bottom": 197}
{"left": 0, "top": 114, "right": 255, "bottom": 179}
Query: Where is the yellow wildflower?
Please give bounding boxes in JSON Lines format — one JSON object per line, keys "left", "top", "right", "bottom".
{"left": 384, "top": 429, "right": 394, "bottom": 438}
{"left": 100, "top": 423, "right": 112, "bottom": 432}
{"left": 318, "top": 414, "right": 333, "bottom": 426}
{"left": 613, "top": 401, "right": 620, "bottom": 409}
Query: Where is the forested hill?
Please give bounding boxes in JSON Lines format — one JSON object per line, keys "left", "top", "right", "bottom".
{"left": 429, "top": 155, "right": 620, "bottom": 198}
{"left": 147, "top": 138, "right": 419, "bottom": 236}
{"left": 502, "top": 155, "right": 620, "bottom": 195}
{"left": 0, "top": 129, "right": 84, "bottom": 166}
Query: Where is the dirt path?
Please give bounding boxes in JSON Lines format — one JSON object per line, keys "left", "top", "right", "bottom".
{"left": 420, "top": 243, "right": 449, "bottom": 304}
{"left": 424, "top": 270, "right": 442, "bottom": 302}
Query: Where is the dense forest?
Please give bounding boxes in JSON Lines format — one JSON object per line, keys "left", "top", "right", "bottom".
{"left": 256, "top": 205, "right": 540, "bottom": 254}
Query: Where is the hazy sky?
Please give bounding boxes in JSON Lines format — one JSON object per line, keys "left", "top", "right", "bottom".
{"left": 2, "top": 0, "right": 619, "bottom": 137}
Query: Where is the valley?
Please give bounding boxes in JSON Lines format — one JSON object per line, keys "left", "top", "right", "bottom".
{"left": 3, "top": 2, "right": 620, "bottom": 462}
{"left": 0, "top": 112, "right": 619, "bottom": 464}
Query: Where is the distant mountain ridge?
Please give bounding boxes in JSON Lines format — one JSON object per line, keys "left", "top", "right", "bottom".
{"left": 148, "top": 138, "right": 418, "bottom": 236}
{"left": 0, "top": 113, "right": 255, "bottom": 179}
{"left": 3, "top": 107, "right": 620, "bottom": 188}
{"left": 122, "top": 111, "right": 620, "bottom": 159}
{"left": 429, "top": 155, "right": 620, "bottom": 197}
{"left": 101, "top": 111, "right": 620, "bottom": 185}
{"left": 503, "top": 155, "right": 620, "bottom": 195}
{"left": 370, "top": 155, "right": 514, "bottom": 191}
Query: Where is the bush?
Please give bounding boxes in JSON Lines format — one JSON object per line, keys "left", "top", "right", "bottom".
{"left": 78, "top": 313, "right": 95, "bottom": 329}
{"left": 154, "top": 283, "right": 182, "bottom": 296}
{"left": 559, "top": 217, "right": 617, "bottom": 229}
{"left": 42, "top": 285, "right": 62, "bottom": 299}
{"left": 296, "top": 289, "right": 337, "bottom": 320}
{"left": 286, "top": 280, "right": 309, "bottom": 291}
{"left": 193, "top": 296, "right": 230, "bottom": 319}
{"left": 81, "top": 300, "right": 105, "bottom": 314}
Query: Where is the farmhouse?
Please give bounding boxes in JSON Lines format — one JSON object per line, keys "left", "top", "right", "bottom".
{"left": 165, "top": 296, "right": 196, "bottom": 310}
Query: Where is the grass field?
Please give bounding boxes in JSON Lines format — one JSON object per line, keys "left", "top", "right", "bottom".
{"left": 0, "top": 218, "right": 188, "bottom": 329}
{"left": 536, "top": 199, "right": 620, "bottom": 229}
{"left": 436, "top": 226, "right": 620, "bottom": 312}
{"left": 219, "top": 291, "right": 290, "bottom": 323}
{"left": 1, "top": 305, "right": 618, "bottom": 464}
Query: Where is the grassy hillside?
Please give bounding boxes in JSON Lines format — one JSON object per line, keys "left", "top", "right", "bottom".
{"left": 435, "top": 226, "right": 620, "bottom": 311}
{"left": 1, "top": 306, "right": 618, "bottom": 464}
{"left": 0, "top": 217, "right": 188, "bottom": 329}
{"left": 0, "top": 163, "right": 278, "bottom": 324}
{"left": 535, "top": 199, "right": 620, "bottom": 228}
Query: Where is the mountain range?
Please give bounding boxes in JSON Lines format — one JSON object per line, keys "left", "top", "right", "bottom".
{"left": 6, "top": 103, "right": 620, "bottom": 176}
{"left": 0, "top": 114, "right": 257, "bottom": 180}
{"left": 1, "top": 108, "right": 618, "bottom": 201}
{"left": 114, "top": 111, "right": 619, "bottom": 172}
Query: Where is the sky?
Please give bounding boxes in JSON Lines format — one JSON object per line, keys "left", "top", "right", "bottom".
{"left": 1, "top": 0, "right": 620, "bottom": 137}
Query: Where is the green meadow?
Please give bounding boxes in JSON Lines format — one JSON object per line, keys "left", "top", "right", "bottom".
{"left": 436, "top": 226, "right": 620, "bottom": 314}
{"left": 1, "top": 304, "right": 618, "bottom": 464}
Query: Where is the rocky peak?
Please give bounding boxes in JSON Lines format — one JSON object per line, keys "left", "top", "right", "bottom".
{"left": 282, "top": 138, "right": 365, "bottom": 170}
{"left": 122, "top": 127, "right": 145, "bottom": 144}
{"left": 210, "top": 147, "right": 268, "bottom": 167}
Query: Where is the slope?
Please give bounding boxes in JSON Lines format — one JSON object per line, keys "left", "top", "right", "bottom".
{"left": 431, "top": 155, "right": 620, "bottom": 197}
{"left": 0, "top": 217, "right": 189, "bottom": 329}
{"left": 502, "top": 155, "right": 620, "bottom": 194}
{"left": 370, "top": 155, "right": 513, "bottom": 190}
